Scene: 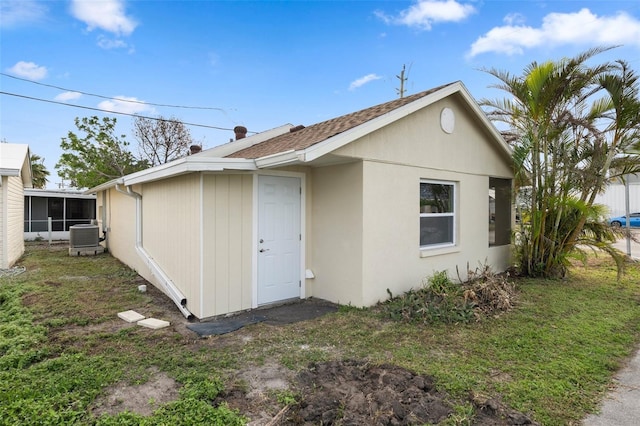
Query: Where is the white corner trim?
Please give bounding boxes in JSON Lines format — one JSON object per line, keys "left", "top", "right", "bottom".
{"left": 199, "top": 174, "right": 205, "bottom": 317}
{"left": 251, "top": 173, "right": 259, "bottom": 309}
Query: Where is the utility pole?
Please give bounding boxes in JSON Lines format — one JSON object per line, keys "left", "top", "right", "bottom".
{"left": 396, "top": 64, "right": 407, "bottom": 98}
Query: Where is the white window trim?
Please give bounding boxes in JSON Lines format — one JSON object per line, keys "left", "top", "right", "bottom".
{"left": 420, "top": 179, "right": 457, "bottom": 250}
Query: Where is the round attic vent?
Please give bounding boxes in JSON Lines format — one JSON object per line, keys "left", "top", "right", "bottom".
{"left": 440, "top": 107, "right": 455, "bottom": 134}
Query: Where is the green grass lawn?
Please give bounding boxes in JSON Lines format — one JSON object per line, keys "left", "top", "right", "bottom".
{"left": 1, "top": 243, "right": 639, "bottom": 425}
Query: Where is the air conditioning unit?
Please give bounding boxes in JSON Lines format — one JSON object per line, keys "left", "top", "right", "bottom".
{"left": 69, "top": 224, "right": 99, "bottom": 248}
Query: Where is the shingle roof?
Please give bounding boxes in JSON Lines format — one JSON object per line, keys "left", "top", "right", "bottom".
{"left": 227, "top": 83, "right": 455, "bottom": 159}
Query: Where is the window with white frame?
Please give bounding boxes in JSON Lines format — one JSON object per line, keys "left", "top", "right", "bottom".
{"left": 420, "top": 180, "right": 455, "bottom": 248}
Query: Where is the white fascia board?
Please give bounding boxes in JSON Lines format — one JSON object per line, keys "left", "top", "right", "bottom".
{"left": 124, "top": 157, "right": 257, "bottom": 186}
{"left": 201, "top": 124, "right": 294, "bottom": 158}
{"left": 254, "top": 150, "right": 300, "bottom": 168}
{"left": 455, "top": 82, "right": 513, "bottom": 159}
{"left": 299, "top": 81, "right": 511, "bottom": 164}
{"left": 0, "top": 168, "right": 20, "bottom": 177}
{"left": 25, "top": 189, "right": 96, "bottom": 199}
{"left": 301, "top": 83, "right": 464, "bottom": 163}
{"left": 85, "top": 177, "right": 124, "bottom": 194}
{"left": 254, "top": 85, "right": 461, "bottom": 168}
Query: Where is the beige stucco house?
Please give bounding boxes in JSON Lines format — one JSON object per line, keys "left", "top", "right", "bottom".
{"left": 90, "top": 82, "right": 514, "bottom": 319}
{"left": 1, "top": 143, "right": 32, "bottom": 269}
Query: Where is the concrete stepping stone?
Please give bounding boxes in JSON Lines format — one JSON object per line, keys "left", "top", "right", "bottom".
{"left": 137, "top": 318, "right": 170, "bottom": 330}
{"left": 118, "top": 310, "right": 145, "bottom": 323}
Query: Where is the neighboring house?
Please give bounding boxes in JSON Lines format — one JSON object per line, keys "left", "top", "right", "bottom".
{"left": 24, "top": 189, "right": 96, "bottom": 241}
{"left": 1, "top": 143, "right": 32, "bottom": 269}
{"left": 89, "top": 82, "right": 514, "bottom": 320}
{"left": 595, "top": 174, "right": 640, "bottom": 218}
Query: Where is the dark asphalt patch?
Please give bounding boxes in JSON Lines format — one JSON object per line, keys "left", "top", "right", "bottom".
{"left": 187, "top": 298, "right": 338, "bottom": 337}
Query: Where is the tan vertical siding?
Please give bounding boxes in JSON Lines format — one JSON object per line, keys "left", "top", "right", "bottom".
{"left": 1, "top": 176, "right": 25, "bottom": 268}
{"left": 201, "top": 174, "right": 253, "bottom": 318}
{"left": 143, "top": 174, "right": 201, "bottom": 316}
{"left": 103, "top": 188, "right": 140, "bottom": 269}
{"left": 310, "top": 162, "right": 364, "bottom": 306}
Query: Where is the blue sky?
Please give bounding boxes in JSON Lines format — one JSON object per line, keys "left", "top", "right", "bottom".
{"left": 2, "top": 0, "right": 639, "bottom": 189}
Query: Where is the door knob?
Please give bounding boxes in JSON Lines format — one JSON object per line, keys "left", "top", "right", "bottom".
{"left": 259, "top": 248, "right": 269, "bottom": 253}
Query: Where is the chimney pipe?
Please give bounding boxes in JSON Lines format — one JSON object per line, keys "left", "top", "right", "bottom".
{"left": 234, "top": 126, "right": 247, "bottom": 140}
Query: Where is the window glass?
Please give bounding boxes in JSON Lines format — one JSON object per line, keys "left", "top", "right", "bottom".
{"left": 31, "top": 197, "right": 48, "bottom": 220}
{"left": 420, "top": 183, "right": 453, "bottom": 213}
{"left": 48, "top": 198, "right": 63, "bottom": 220}
{"left": 420, "top": 181, "right": 455, "bottom": 247}
{"left": 65, "top": 199, "right": 96, "bottom": 230}
{"left": 420, "top": 216, "right": 454, "bottom": 246}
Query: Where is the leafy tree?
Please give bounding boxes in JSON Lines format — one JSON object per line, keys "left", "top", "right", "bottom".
{"left": 133, "top": 116, "right": 194, "bottom": 167}
{"left": 56, "top": 116, "right": 149, "bottom": 189}
{"left": 29, "top": 154, "right": 50, "bottom": 189}
{"left": 481, "top": 47, "right": 640, "bottom": 278}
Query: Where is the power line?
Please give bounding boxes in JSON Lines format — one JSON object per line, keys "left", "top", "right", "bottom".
{"left": 0, "top": 91, "right": 249, "bottom": 132}
{"left": 0, "top": 72, "right": 226, "bottom": 111}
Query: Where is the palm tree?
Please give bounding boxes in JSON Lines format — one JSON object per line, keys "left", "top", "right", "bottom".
{"left": 30, "top": 154, "right": 50, "bottom": 189}
{"left": 480, "top": 47, "right": 640, "bottom": 278}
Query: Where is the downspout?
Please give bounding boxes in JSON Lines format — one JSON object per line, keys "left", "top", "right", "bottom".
{"left": 115, "top": 184, "right": 193, "bottom": 319}
{"left": 101, "top": 192, "right": 107, "bottom": 245}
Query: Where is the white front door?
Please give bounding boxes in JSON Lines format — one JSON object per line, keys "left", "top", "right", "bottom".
{"left": 257, "top": 175, "right": 301, "bottom": 305}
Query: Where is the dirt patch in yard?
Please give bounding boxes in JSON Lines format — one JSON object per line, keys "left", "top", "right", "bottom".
{"left": 91, "top": 368, "right": 179, "bottom": 417}
{"left": 19, "top": 243, "right": 539, "bottom": 424}
{"left": 216, "top": 360, "right": 538, "bottom": 426}
{"left": 76, "top": 284, "right": 538, "bottom": 425}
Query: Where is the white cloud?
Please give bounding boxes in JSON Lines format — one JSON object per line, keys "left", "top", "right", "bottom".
{"left": 96, "top": 34, "right": 131, "bottom": 51}
{"left": 55, "top": 91, "right": 82, "bottom": 102}
{"left": 70, "top": 0, "right": 137, "bottom": 36}
{"left": 503, "top": 13, "right": 525, "bottom": 26}
{"left": 0, "top": 0, "right": 47, "bottom": 28}
{"left": 468, "top": 8, "right": 640, "bottom": 57}
{"left": 7, "top": 61, "right": 47, "bottom": 80}
{"left": 349, "top": 74, "right": 383, "bottom": 91}
{"left": 376, "top": 0, "right": 476, "bottom": 30}
{"left": 98, "top": 96, "right": 153, "bottom": 115}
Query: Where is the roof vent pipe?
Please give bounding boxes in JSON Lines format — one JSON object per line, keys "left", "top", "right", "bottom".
{"left": 234, "top": 126, "right": 247, "bottom": 140}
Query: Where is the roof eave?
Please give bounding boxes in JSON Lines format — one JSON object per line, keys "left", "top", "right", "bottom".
{"left": 26, "top": 188, "right": 97, "bottom": 199}
{"left": 86, "top": 177, "right": 124, "bottom": 194}
{"left": 0, "top": 168, "right": 21, "bottom": 177}
{"left": 124, "top": 157, "right": 257, "bottom": 186}
{"left": 296, "top": 81, "right": 511, "bottom": 165}
{"left": 86, "top": 157, "right": 257, "bottom": 193}
{"left": 203, "top": 124, "right": 294, "bottom": 158}
{"left": 254, "top": 150, "right": 303, "bottom": 168}
{"left": 301, "top": 82, "right": 465, "bottom": 163}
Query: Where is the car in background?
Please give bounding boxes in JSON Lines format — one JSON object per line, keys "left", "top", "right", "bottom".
{"left": 610, "top": 212, "right": 640, "bottom": 228}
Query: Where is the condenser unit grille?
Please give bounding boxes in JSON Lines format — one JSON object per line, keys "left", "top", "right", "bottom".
{"left": 69, "top": 224, "right": 99, "bottom": 248}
